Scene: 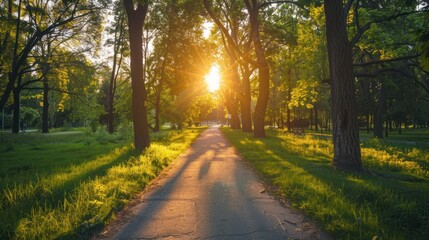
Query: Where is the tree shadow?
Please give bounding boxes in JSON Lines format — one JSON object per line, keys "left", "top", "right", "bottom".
{"left": 105, "top": 127, "right": 288, "bottom": 239}
{"left": 227, "top": 130, "right": 429, "bottom": 239}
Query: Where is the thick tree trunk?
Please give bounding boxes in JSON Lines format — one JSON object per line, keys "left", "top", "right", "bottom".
{"left": 246, "top": 0, "right": 269, "bottom": 138}
{"left": 124, "top": 0, "right": 150, "bottom": 151}
{"left": 42, "top": 79, "right": 49, "bottom": 133}
{"left": 226, "top": 100, "right": 241, "bottom": 129}
{"left": 324, "top": 0, "right": 362, "bottom": 171}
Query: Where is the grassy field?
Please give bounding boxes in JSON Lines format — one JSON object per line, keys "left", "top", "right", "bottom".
{"left": 306, "top": 128, "right": 429, "bottom": 143}
{"left": 222, "top": 128, "right": 429, "bottom": 240}
{"left": 0, "top": 128, "right": 204, "bottom": 239}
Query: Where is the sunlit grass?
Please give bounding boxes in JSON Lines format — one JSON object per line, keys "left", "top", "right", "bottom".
{"left": 223, "top": 128, "right": 429, "bottom": 240}
{"left": 0, "top": 128, "right": 204, "bottom": 239}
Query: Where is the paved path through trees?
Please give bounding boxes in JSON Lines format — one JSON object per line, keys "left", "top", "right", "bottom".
{"left": 98, "top": 126, "right": 329, "bottom": 239}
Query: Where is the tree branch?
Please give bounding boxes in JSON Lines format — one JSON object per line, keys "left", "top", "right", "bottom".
{"left": 355, "top": 68, "right": 429, "bottom": 94}
{"left": 259, "top": 0, "right": 308, "bottom": 12}
{"left": 353, "top": 54, "right": 419, "bottom": 67}
{"left": 350, "top": 10, "right": 426, "bottom": 46}
{"left": 344, "top": 0, "right": 355, "bottom": 16}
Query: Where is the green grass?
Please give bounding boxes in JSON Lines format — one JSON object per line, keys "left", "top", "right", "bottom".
{"left": 222, "top": 128, "right": 429, "bottom": 240}
{"left": 306, "top": 128, "right": 429, "bottom": 143}
{"left": 0, "top": 128, "right": 204, "bottom": 239}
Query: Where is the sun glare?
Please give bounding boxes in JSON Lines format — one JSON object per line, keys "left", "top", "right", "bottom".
{"left": 205, "top": 65, "right": 221, "bottom": 92}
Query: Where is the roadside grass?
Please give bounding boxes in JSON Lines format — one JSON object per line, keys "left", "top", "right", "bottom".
{"left": 306, "top": 128, "right": 429, "bottom": 143}
{"left": 222, "top": 128, "right": 429, "bottom": 240}
{"left": 0, "top": 127, "right": 204, "bottom": 239}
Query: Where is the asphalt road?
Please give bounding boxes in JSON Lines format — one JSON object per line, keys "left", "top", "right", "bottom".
{"left": 97, "top": 126, "right": 329, "bottom": 240}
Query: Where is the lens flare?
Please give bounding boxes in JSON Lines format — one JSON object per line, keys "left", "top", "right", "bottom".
{"left": 204, "top": 65, "right": 221, "bottom": 92}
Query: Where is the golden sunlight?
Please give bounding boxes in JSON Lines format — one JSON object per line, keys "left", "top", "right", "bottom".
{"left": 204, "top": 65, "right": 221, "bottom": 92}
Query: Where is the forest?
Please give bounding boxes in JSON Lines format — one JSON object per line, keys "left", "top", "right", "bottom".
{"left": 1, "top": 0, "right": 429, "bottom": 239}
{"left": 1, "top": 0, "right": 428, "bottom": 144}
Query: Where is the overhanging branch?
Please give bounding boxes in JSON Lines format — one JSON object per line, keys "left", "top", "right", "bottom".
{"left": 353, "top": 54, "right": 419, "bottom": 67}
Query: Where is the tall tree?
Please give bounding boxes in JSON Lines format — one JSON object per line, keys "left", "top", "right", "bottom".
{"left": 123, "top": 0, "right": 150, "bottom": 151}
{"left": 244, "top": 0, "right": 270, "bottom": 138}
{"left": 0, "top": 0, "right": 104, "bottom": 112}
{"left": 106, "top": 3, "right": 127, "bottom": 133}
{"left": 203, "top": 0, "right": 252, "bottom": 131}
{"left": 324, "top": 0, "right": 362, "bottom": 171}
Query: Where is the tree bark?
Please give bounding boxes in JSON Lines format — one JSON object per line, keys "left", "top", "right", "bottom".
{"left": 124, "top": 0, "right": 150, "bottom": 151}
{"left": 225, "top": 97, "right": 241, "bottom": 129}
{"left": 324, "top": 0, "right": 362, "bottom": 171}
{"left": 245, "top": 0, "right": 269, "bottom": 138}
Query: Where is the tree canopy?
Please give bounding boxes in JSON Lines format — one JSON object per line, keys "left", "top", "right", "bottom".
{"left": 0, "top": 0, "right": 428, "bottom": 167}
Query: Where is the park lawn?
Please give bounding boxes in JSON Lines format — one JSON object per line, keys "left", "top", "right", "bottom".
{"left": 0, "top": 128, "right": 204, "bottom": 239}
{"left": 222, "top": 128, "right": 429, "bottom": 240}
{"left": 306, "top": 128, "right": 429, "bottom": 143}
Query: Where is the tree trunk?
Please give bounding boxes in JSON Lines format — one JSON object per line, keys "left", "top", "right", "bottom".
{"left": 315, "top": 107, "right": 319, "bottom": 131}
{"left": 12, "top": 87, "right": 20, "bottom": 134}
{"left": 286, "top": 68, "right": 292, "bottom": 132}
{"left": 124, "top": 0, "right": 150, "bottom": 151}
{"left": 154, "top": 83, "right": 161, "bottom": 132}
{"left": 230, "top": 62, "right": 241, "bottom": 130}
{"left": 397, "top": 121, "right": 401, "bottom": 134}
{"left": 373, "top": 82, "right": 386, "bottom": 138}
{"left": 107, "top": 16, "right": 125, "bottom": 134}
{"left": 366, "top": 112, "right": 370, "bottom": 133}
{"left": 241, "top": 66, "right": 252, "bottom": 132}
{"left": 1, "top": 0, "right": 21, "bottom": 112}
{"left": 225, "top": 100, "right": 241, "bottom": 129}
{"left": 245, "top": 0, "right": 269, "bottom": 138}
{"left": 107, "top": 51, "right": 118, "bottom": 134}
{"left": 324, "top": 0, "right": 362, "bottom": 171}
{"left": 389, "top": 118, "right": 393, "bottom": 132}
{"left": 385, "top": 117, "right": 389, "bottom": 138}
{"left": 42, "top": 79, "right": 49, "bottom": 133}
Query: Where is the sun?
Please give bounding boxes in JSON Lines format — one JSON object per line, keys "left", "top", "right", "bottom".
{"left": 204, "top": 65, "right": 221, "bottom": 92}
